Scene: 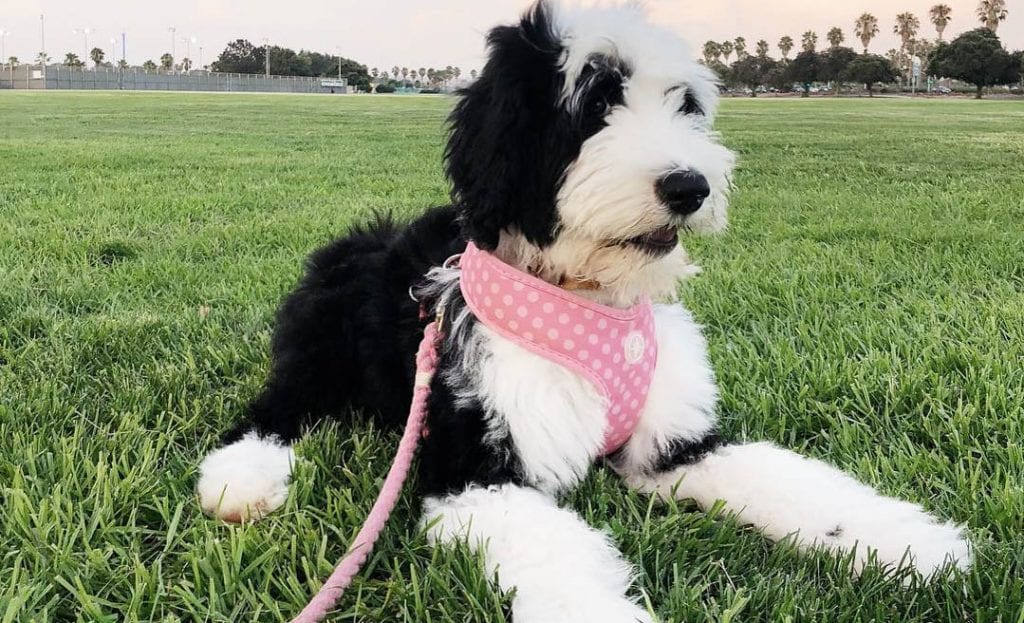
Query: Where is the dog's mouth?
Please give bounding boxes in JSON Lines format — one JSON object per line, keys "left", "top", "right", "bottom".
{"left": 623, "top": 225, "right": 679, "bottom": 256}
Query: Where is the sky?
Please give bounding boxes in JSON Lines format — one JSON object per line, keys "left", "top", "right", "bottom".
{"left": 2, "top": 0, "right": 1021, "bottom": 71}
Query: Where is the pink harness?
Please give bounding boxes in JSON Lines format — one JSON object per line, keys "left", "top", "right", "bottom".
{"left": 459, "top": 242, "right": 657, "bottom": 455}
{"left": 289, "top": 243, "right": 655, "bottom": 621}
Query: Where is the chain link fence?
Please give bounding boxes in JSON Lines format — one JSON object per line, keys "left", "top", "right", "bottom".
{"left": 0, "top": 65, "right": 346, "bottom": 93}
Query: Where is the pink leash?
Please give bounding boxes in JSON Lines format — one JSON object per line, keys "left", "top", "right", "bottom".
{"left": 289, "top": 322, "right": 440, "bottom": 623}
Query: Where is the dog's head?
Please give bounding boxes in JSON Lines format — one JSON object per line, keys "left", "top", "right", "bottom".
{"left": 446, "top": 1, "right": 735, "bottom": 304}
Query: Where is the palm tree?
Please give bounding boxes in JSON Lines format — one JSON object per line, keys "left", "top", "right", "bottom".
{"left": 36, "top": 52, "right": 51, "bottom": 65}
{"left": 63, "top": 52, "right": 82, "bottom": 68}
{"left": 893, "top": 13, "right": 920, "bottom": 83}
{"left": 893, "top": 13, "right": 921, "bottom": 59}
{"left": 976, "top": 0, "right": 1008, "bottom": 32}
{"left": 181, "top": 57, "right": 192, "bottom": 72}
{"left": 720, "top": 40, "right": 734, "bottom": 63}
{"left": 755, "top": 40, "right": 770, "bottom": 58}
{"left": 702, "top": 40, "right": 721, "bottom": 64}
{"left": 160, "top": 53, "right": 173, "bottom": 70}
{"left": 89, "top": 47, "right": 104, "bottom": 68}
{"left": 453, "top": 67, "right": 461, "bottom": 80}
{"left": 929, "top": 4, "right": 953, "bottom": 40}
{"left": 733, "top": 37, "right": 747, "bottom": 60}
{"left": 142, "top": 60, "right": 157, "bottom": 72}
{"left": 470, "top": 69, "right": 478, "bottom": 80}
{"left": 7, "top": 56, "right": 19, "bottom": 68}
{"left": 778, "top": 35, "right": 794, "bottom": 59}
{"left": 391, "top": 65, "right": 399, "bottom": 80}
{"left": 801, "top": 30, "right": 817, "bottom": 52}
{"left": 855, "top": 13, "right": 880, "bottom": 53}
{"left": 418, "top": 67, "right": 425, "bottom": 82}
{"left": 827, "top": 27, "right": 844, "bottom": 48}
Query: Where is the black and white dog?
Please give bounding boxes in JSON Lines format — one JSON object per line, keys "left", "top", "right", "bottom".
{"left": 198, "top": 2, "right": 970, "bottom": 620}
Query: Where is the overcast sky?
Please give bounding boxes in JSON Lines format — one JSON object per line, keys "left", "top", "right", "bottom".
{"left": 2, "top": 0, "right": 1021, "bottom": 71}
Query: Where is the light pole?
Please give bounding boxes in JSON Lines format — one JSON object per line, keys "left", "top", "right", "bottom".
{"left": 169, "top": 26, "right": 176, "bottom": 63}
{"left": 39, "top": 14, "right": 46, "bottom": 77}
{"left": 73, "top": 27, "right": 92, "bottom": 64}
{"left": 0, "top": 30, "right": 8, "bottom": 69}
{"left": 199, "top": 45, "right": 204, "bottom": 70}
{"left": 263, "top": 37, "right": 270, "bottom": 77}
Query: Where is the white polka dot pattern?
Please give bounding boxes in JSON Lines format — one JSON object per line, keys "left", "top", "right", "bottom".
{"left": 457, "top": 242, "right": 658, "bottom": 455}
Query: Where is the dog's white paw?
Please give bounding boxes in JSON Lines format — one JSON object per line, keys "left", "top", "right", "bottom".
{"left": 809, "top": 498, "right": 972, "bottom": 578}
{"left": 197, "top": 432, "right": 294, "bottom": 523}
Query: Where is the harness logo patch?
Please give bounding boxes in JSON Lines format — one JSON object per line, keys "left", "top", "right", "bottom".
{"left": 624, "top": 331, "right": 645, "bottom": 364}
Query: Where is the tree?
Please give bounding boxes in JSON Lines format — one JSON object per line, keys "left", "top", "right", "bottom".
{"left": 470, "top": 68, "right": 478, "bottom": 80}
{"left": 929, "top": 27, "right": 1017, "bottom": 97}
{"left": 785, "top": 50, "right": 820, "bottom": 96}
{"left": 142, "top": 60, "right": 157, "bottom": 72}
{"left": 7, "top": 56, "right": 19, "bottom": 68}
{"left": 117, "top": 59, "right": 129, "bottom": 70}
{"left": 702, "top": 41, "right": 721, "bottom": 64}
{"left": 778, "top": 35, "right": 794, "bottom": 59}
{"left": 391, "top": 66, "right": 399, "bottom": 80}
{"left": 720, "top": 40, "right": 734, "bottom": 63}
{"left": 160, "top": 53, "right": 174, "bottom": 70}
{"left": 801, "top": 31, "right": 818, "bottom": 53}
{"left": 36, "top": 52, "right": 51, "bottom": 65}
{"left": 755, "top": 40, "right": 770, "bottom": 58}
{"left": 90, "top": 47, "right": 105, "bottom": 68}
{"left": 819, "top": 46, "right": 858, "bottom": 93}
{"left": 181, "top": 57, "right": 192, "bottom": 72}
{"left": 210, "top": 40, "right": 265, "bottom": 74}
{"left": 894, "top": 12, "right": 921, "bottom": 81}
{"left": 731, "top": 55, "right": 778, "bottom": 95}
{"left": 855, "top": 13, "right": 880, "bottom": 53}
{"left": 419, "top": 67, "right": 425, "bottom": 81}
{"left": 843, "top": 54, "right": 899, "bottom": 95}
{"left": 930, "top": 4, "right": 953, "bottom": 40}
{"left": 733, "top": 37, "right": 747, "bottom": 60}
{"left": 827, "top": 27, "right": 845, "bottom": 49}
{"left": 63, "top": 52, "right": 83, "bottom": 68}
{"left": 453, "top": 66, "right": 461, "bottom": 80}
{"left": 976, "top": 0, "right": 1008, "bottom": 32}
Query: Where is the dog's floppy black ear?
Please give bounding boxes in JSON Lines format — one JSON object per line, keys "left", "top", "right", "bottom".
{"left": 445, "top": 1, "right": 572, "bottom": 250}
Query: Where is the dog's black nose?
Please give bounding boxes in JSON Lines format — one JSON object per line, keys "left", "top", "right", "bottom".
{"left": 656, "top": 170, "right": 710, "bottom": 215}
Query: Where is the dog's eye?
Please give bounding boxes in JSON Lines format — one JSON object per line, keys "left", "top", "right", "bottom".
{"left": 679, "top": 91, "right": 703, "bottom": 116}
{"left": 586, "top": 97, "right": 611, "bottom": 117}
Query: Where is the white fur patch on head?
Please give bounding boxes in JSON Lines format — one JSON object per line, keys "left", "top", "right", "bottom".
{"left": 197, "top": 432, "right": 295, "bottom": 523}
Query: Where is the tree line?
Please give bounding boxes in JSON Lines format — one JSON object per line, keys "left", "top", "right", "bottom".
{"left": 702, "top": 1, "right": 1021, "bottom": 98}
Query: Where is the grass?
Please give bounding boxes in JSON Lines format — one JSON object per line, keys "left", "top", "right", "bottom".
{"left": 1, "top": 91, "right": 1022, "bottom": 622}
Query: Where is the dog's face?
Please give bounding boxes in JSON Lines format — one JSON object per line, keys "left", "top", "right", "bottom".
{"left": 446, "top": 1, "right": 735, "bottom": 304}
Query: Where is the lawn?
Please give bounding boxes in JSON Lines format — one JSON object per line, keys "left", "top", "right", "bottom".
{"left": 1, "top": 91, "right": 1022, "bottom": 622}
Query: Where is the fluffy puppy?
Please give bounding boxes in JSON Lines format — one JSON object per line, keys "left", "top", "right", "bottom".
{"left": 198, "top": 2, "right": 971, "bottom": 620}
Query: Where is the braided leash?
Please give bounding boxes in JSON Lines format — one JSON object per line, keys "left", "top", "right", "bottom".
{"left": 290, "top": 321, "right": 441, "bottom": 623}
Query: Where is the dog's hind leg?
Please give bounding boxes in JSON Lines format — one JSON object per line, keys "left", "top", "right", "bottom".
{"left": 621, "top": 439, "right": 972, "bottom": 578}
{"left": 423, "top": 484, "right": 654, "bottom": 623}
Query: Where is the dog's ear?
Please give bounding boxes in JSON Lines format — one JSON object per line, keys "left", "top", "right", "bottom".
{"left": 444, "top": 1, "right": 572, "bottom": 250}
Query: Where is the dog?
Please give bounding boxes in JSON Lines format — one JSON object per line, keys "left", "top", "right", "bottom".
{"left": 197, "top": 2, "right": 971, "bottom": 620}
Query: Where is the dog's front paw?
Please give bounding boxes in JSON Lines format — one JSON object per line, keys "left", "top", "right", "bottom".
{"left": 810, "top": 497, "right": 972, "bottom": 578}
{"left": 197, "top": 432, "right": 294, "bottom": 523}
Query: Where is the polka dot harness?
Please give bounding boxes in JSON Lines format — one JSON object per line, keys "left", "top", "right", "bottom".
{"left": 458, "top": 242, "right": 657, "bottom": 455}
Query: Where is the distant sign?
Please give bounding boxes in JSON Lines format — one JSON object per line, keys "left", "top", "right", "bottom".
{"left": 320, "top": 79, "right": 347, "bottom": 88}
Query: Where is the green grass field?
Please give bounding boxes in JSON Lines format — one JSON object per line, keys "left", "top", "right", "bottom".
{"left": 1, "top": 91, "right": 1023, "bottom": 622}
